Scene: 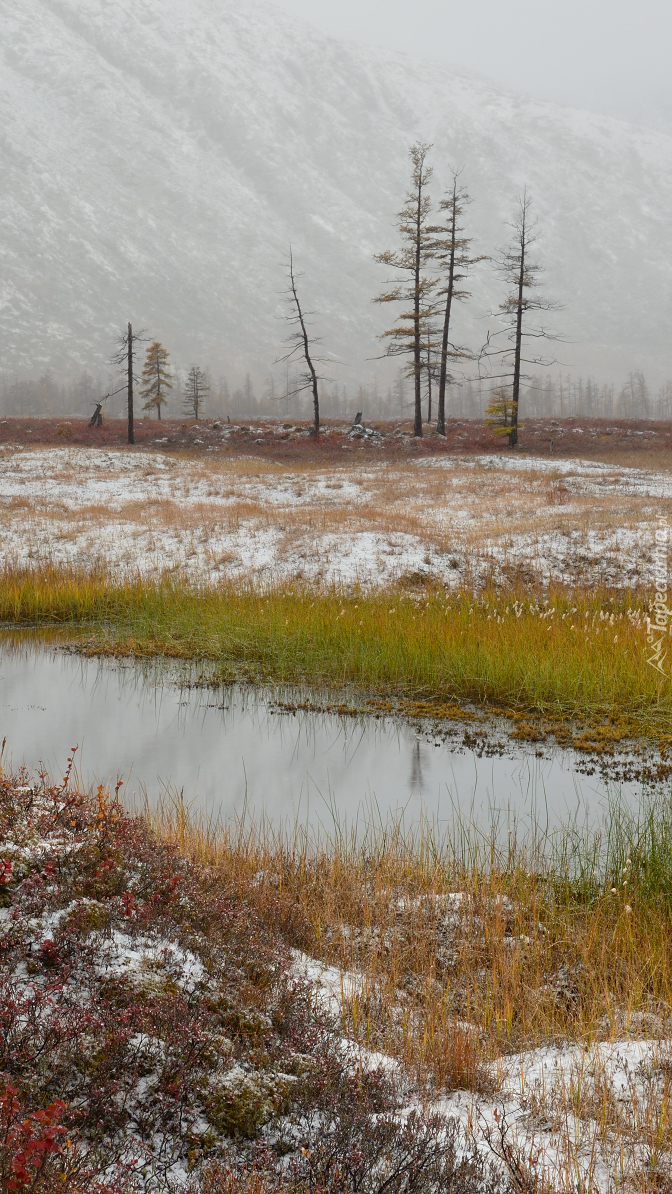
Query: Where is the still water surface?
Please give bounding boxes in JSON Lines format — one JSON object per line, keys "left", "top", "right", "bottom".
{"left": 0, "top": 640, "right": 646, "bottom": 835}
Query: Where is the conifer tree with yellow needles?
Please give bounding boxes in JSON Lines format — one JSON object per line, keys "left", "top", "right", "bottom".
{"left": 140, "top": 341, "right": 173, "bottom": 420}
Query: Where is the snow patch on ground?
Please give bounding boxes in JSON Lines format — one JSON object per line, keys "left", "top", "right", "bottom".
{"left": 296, "top": 946, "right": 672, "bottom": 1192}
{"left": 1, "top": 446, "right": 668, "bottom": 589}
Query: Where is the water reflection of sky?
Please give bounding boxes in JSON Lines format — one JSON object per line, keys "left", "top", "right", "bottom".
{"left": 0, "top": 641, "right": 645, "bottom": 837}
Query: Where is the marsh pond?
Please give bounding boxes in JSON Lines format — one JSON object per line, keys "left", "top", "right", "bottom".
{"left": 0, "top": 636, "right": 660, "bottom": 838}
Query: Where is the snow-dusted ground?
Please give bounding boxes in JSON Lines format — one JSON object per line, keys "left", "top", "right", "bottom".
{"left": 442, "top": 1039, "right": 671, "bottom": 1192}
{"left": 5, "top": 770, "right": 669, "bottom": 1193}
{"left": 1, "top": 445, "right": 669, "bottom": 589}
{"left": 296, "top": 946, "right": 672, "bottom": 1192}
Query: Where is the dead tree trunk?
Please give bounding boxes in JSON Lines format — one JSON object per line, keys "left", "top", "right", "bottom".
{"left": 127, "top": 321, "right": 134, "bottom": 445}
{"left": 278, "top": 247, "right": 325, "bottom": 435}
{"left": 427, "top": 173, "right": 484, "bottom": 436}
{"left": 412, "top": 167, "right": 424, "bottom": 438}
{"left": 289, "top": 260, "right": 321, "bottom": 434}
{"left": 426, "top": 330, "right": 433, "bottom": 424}
{"left": 436, "top": 253, "right": 454, "bottom": 435}
{"left": 509, "top": 218, "right": 526, "bottom": 448}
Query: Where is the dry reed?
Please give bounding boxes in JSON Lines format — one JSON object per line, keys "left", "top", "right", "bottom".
{"left": 146, "top": 789, "right": 672, "bottom": 1099}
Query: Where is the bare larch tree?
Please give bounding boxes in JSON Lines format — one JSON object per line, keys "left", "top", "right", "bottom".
{"left": 427, "top": 170, "right": 485, "bottom": 435}
{"left": 184, "top": 365, "right": 209, "bottom": 421}
{"left": 127, "top": 323, "right": 134, "bottom": 441}
{"left": 375, "top": 142, "right": 436, "bottom": 438}
{"left": 481, "top": 193, "right": 561, "bottom": 447}
{"left": 278, "top": 245, "right": 325, "bottom": 434}
{"left": 108, "top": 322, "right": 147, "bottom": 444}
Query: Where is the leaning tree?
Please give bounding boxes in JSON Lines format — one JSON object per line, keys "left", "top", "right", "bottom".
{"left": 277, "top": 245, "right": 326, "bottom": 435}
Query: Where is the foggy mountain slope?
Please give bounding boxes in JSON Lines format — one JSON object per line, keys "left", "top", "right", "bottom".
{"left": 1, "top": 0, "right": 672, "bottom": 387}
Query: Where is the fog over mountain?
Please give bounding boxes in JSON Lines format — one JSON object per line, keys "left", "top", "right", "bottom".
{"left": 2, "top": 0, "right": 672, "bottom": 390}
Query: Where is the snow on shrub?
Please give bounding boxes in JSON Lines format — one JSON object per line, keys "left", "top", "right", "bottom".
{"left": 0, "top": 764, "right": 505, "bottom": 1193}
{"left": 0, "top": 765, "right": 328, "bottom": 1188}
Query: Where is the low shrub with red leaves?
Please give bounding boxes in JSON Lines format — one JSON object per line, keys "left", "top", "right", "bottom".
{"left": 0, "top": 762, "right": 331, "bottom": 1190}
{"left": 0, "top": 763, "right": 507, "bottom": 1193}
{"left": 0, "top": 1080, "right": 124, "bottom": 1193}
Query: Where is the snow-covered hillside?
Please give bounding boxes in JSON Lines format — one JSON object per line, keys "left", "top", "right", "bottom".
{"left": 1, "top": 0, "right": 672, "bottom": 388}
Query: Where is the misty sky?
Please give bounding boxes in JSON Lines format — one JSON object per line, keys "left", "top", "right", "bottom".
{"left": 273, "top": 0, "right": 672, "bottom": 128}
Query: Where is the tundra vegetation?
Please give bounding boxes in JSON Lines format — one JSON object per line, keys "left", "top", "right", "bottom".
{"left": 0, "top": 766, "right": 508, "bottom": 1193}
{"left": 3, "top": 740, "right": 672, "bottom": 1190}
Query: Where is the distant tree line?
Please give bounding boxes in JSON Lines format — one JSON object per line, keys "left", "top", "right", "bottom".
{"left": 3, "top": 366, "right": 672, "bottom": 423}
{"left": 206, "top": 369, "right": 672, "bottom": 423}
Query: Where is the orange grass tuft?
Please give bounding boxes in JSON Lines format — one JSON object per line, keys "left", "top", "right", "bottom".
{"left": 145, "top": 793, "right": 672, "bottom": 1098}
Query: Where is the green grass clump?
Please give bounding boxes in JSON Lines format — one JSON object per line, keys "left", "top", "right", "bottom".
{"left": 0, "top": 565, "right": 667, "bottom": 740}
